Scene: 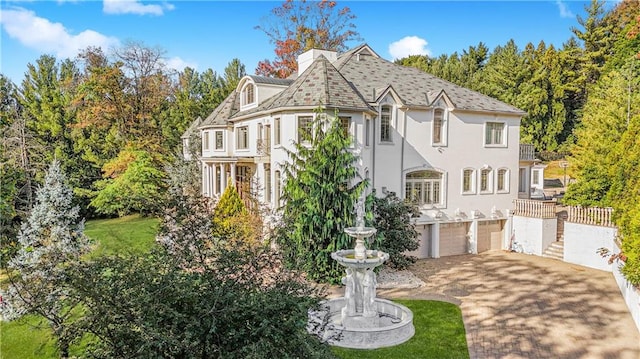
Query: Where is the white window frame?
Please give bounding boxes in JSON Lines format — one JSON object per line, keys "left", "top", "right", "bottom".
{"left": 264, "top": 165, "right": 271, "bottom": 203}
{"left": 496, "top": 168, "right": 510, "bottom": 193}
{"left": 479, "top": 167, "right": 494, "bottom": 194}
{"left": 532, "top": 169, "right": 540, "bottom": 186}
{"left": 461, "top": 168, "right": 476, "bottom": 194}
{"left": 236, "top": 126, "right": 249, "bottom": 150}
{"left": 484, "top": 122, "right": 507, "bottom": 147}
{"left": 379, "top": 105, "right": 393, "bottom": 143}
{"left": 297, "top": 115, "right": 313, "bottom": 145}
{"left": 214, "top": 130, "right": 224, "bottom": 150}
{"left": 273, "top": 118, "right": 281, "bottom": 146}
{"left": 203, "top": 131, "right": 210, "bottom": 151}
{"left": 339, "top": 116, "right": 354, "bottom": 147}
{"left": 274, "top": 169, "right": 281, "bottom": 208}
{"left": 432, "top": 108, "right": 447, "bottom": 146}
{"left": 405, "top": 170, "right": 445, "bottom": 207}
{"left": 240, "top": 83, "right": 256, "bottom": 108}
{"left": 365, "top": 117, "right": 371, "bottom": 147}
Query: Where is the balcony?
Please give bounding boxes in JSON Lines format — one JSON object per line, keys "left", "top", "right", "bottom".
{"left": 519, "top": 144, "right": 535, "bottom": 161}
{"left": 257, "top": 139, "right": 270, "bottom": 156}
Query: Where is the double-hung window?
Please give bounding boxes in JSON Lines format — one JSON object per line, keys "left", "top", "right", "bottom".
{"left": 274, "top": 118, "right": 281, "bottom": 146}
{"left": 497, "top": 168, "right": 509, "bottom": 193}
{"left": 462, "top": 168, "right": 475, "bottom": 194}
{"left": 480, "top": 168, "right": 493, "bottom": 193}
{"left": 380, "top": 106, "right": 392, "bottom": 142}
{"left": 203, "top": 131, "right": 210, "bottom": 150}
{"left": 298, "top": 116, "right": 313, "bottom": 144}
{"left": 405, "top": 170, "right": 443, "bottom": 206}
{"left": 485, "top": 122, "right": 505, "bottom": 146}
{"left": 237, "top": 126, "right": 248, "bottom": 150}
{"left": 214, "top": 130, "right": 224, "bottom": 150}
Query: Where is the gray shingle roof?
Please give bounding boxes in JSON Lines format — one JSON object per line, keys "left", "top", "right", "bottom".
{"left": 230, "top": 55, "right": 373, "bottom": 119}
{"left": 335, "top": 44, "right": 525, "bottom": 114}
{"left": 199, "top": 90, "right": 238, "bottom": 127}
{"left": 193, "top": 44, "right": 524, "bottom": 130}
{"left": 247, "top": 75, "right": 294, "bottom": 86}
{"left": 181, "top": 116, "right": 202, "bottom": 138}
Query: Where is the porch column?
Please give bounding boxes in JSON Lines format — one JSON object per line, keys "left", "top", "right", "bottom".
{"left": 211, "top": 163, "right": 218, "bottom": 196}
{"left": 202, "top": 162, "right": 209, "bottom": 197}
{"left": 230, "top": 163, "right": 237, "bottom": 187}
{"left": 220, "top": 163, "right": 227, "bottom": 191}
{"left": 432, "top": 223, "right": 440, "bottom": 258}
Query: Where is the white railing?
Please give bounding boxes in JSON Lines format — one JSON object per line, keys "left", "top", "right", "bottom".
{"left": 513, "top": 199, "right": 556, "bottom": 218}
{"left": 519, "top": 144, "right": 535, "bottom": 161}
{"left": 568, "top": 206, "right": 614, "bottom": 227}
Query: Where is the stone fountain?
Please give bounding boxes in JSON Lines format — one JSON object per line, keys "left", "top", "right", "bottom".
{"left": 309, "top": 198, "right": 415, "bottom": 349}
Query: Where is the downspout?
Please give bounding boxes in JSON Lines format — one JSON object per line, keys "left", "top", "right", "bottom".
{"left": 400, "top": 107, "right": 408, "bottom": 198}
{"left": 372, "top": 112, "right": 376, "bottom": 190}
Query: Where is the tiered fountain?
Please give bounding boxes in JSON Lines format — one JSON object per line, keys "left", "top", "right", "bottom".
{"left": 310, "top": 198, "right": 415, "bottom": 349}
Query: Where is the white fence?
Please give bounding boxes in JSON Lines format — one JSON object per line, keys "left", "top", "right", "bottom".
{"left": 513, "top": 199, "right": 556, "bottom": 219}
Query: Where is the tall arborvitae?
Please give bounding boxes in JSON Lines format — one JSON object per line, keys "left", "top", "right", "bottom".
{"left": 276, "top": 110, "right": 366, "bottom": 283}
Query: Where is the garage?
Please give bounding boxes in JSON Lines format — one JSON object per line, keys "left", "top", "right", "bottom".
{"left": 477, "top": 220, "right": 504, "bottom": 253}
{"left": 438, "top": 222, "right": 469, "bottom": 256}
{"left": 407, "top": 224, "right": 431, "bottom": 259}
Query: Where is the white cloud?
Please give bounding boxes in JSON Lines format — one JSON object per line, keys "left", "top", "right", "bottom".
{"left": 163, "top": 56, "right": 197, "bottom": 72}
{"left": 555, "top": 0, "right": 574, "bottom": 19}
{"left": 388, "top": 36, "right": 431, "bottom": 60}
{"left": 103, "top": 0, "right": 174, "bottom": 16}
{"left": 0, "top": 8, "right": 120, "bottom": 58}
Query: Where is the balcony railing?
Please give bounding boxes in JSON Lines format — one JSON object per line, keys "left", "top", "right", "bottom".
{"left": 257, "top": 139, "right": 270, "bottom": 156}
{"left": 519, "top": 144, "right": 535, "bottom": 161}
{"left": 568, "top": 206, "right": 615, "bottom": 227}
{"left": 513, "top": 199, "right": 556, "bottom": 218}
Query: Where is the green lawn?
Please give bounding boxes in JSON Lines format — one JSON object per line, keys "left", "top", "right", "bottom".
{"left": 84, "top": 214, "right": 159, "bottom": 257}
{"left": 3, "top": 217, "right": 469, "bottom": 359}
{"left": 333, "top": 300, "right": 469, "bottom": 359}
{"left": 2, "top": 215, "right": 159, "bottom": 358}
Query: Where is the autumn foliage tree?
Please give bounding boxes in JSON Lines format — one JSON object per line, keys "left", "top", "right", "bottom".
{"left": 255, "top": 0, "right": 360, "bottom": 78}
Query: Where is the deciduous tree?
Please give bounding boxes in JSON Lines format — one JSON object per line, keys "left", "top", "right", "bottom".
{"left": 256, "top": 0, "right": 360, "bottom": 78}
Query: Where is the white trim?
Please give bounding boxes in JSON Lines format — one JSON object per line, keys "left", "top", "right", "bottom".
{"left": 484, "top": 121, "right": 507, "bottom": 148}
{"left": 214, "top": 130, "right": 225, "bottom": 151}
{"left": 479, "top": 167, "right": 494, "bottom": 194}
{"left": 432, "top": 107, "right": 448, "bottom": 147}
{"left": 496, "top": 168, "right": 510, "bottom": 193}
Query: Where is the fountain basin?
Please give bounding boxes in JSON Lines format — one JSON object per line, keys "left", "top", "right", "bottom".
{"left": 344, "top": 226, "right": 377, "bottom": 238}
{"left": 310, "top": 297, "right": 415, "bottom": 349}
{"left": 332, "top": 249, "right": 389, "bottom": 269}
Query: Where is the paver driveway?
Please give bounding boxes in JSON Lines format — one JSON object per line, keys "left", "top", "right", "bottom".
{"left": 376, "top": 251, "right": 640, "bottom": 359}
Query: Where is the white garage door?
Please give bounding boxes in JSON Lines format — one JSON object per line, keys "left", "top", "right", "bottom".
{"left": 439, "top": 222, "right": 469, "bottom": 257}
{"left": 477, "top": 220, "right": 504, "bottom": 253}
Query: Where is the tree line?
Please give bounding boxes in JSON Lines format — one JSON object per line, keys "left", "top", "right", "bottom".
{"left": 0, "top": 42, "right": 248, "bottom": 260}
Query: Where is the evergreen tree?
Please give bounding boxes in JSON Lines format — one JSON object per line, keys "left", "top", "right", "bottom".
{"left": 212, "top": 184, "right": 262, "bottom": 246}
{"left": 1, "top": 160, "right": 90, "bottom": 358}
{"left": 276, "top": 110, "right": 366, "bottom": 283}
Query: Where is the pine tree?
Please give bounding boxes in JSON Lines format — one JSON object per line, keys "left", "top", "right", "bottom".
{"left": 212, "top": 184, "right": 261, "bottom": 246}
{"left": 1, "top": 160, "right": 90, "bottom": 358}
{"left": 276, "top": 110, "right": 366, "bottom": 283}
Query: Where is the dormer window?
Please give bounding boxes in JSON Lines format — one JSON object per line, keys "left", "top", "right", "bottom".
{"left": 241, "top": 83, "right": 256, "bottom": 107}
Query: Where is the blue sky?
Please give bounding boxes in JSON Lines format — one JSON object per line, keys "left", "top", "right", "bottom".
{"left": 0, "top": 1, "right": 609, "bottom": 84}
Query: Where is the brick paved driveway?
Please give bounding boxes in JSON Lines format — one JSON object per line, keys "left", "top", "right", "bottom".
{"left": 377, "top": 251, "right": 640, "bottom": 359}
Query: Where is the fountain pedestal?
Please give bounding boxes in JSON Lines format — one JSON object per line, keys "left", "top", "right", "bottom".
{"left": 308, "top": 223, "right": 415, "bottom": 349}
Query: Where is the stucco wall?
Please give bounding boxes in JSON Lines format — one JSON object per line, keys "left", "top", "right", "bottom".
{"left": 613, "top": 243, "right": 640, "bottom": 333}
{"left": 512, "top": 216, "right": 557, "bottom": 255}
{"left": 563, "top": 222, "right": 616, "bottom": 272}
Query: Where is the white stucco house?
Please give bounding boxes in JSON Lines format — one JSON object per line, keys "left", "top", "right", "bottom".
{"left": 183, "top": 44, "right": 540, "bottom": 258}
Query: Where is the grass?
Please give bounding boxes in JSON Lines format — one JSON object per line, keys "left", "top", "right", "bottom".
{"left": 84, "top": 214, "right": 159, "bottom": 257}
{"left": 543, "top": 160, "right": 574, "bottom": 180}
{"left": 333, "top": 300, "right": 469, "bottom": 359}
{"left": 1, "top": 215, "right": 159, "bottom": 358}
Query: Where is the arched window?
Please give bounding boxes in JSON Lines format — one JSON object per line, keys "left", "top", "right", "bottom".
{"left": 497, "top": 168, "right": 509, "bottom": 193}
{"left": 241, "top": 83, "right": 255, "bottom": 106}
{"left": 405, "top": 170, "right": 443, "bottom": 205}
{"left": 480, "top": 167, "right": 493, "bottom": 194}
{"left": 462, "top": 168, "right": 475, "bottom": 194}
